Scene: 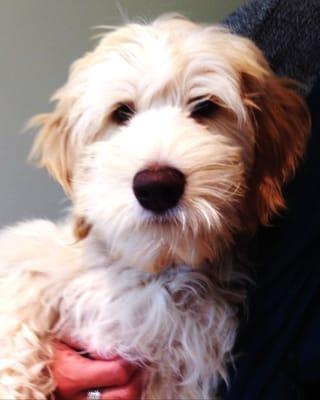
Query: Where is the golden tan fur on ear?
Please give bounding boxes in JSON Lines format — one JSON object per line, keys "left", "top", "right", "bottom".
{"left": 28, "top": 107, "right": 73, "bottom": 196}
{"left": 27, "top": 46, "right": 95, "bottom": 197}
{"left": 29, "top": 108, "right": 93, "bottom": 241}
{"left": 243, "top": 73, "right": 310, "bottom": 230}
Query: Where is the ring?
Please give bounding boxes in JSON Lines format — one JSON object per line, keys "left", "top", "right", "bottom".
{"left": 87, "top": 389, "right": 102, "bottom": 400}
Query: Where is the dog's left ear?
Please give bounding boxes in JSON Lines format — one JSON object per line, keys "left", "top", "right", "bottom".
{"left": 242, "top": 70, "right": 310, "bottom": 230}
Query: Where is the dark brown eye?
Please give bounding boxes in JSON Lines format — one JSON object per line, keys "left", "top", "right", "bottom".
{"left": 111, "top": 103, "right": 135, "bottom": 125}
{"left": 190, "top": 100, "right": 219, "bottom": 120}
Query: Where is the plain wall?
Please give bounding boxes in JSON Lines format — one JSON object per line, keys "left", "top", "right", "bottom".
{"left": 0, "top": 0, "right": 244, "bottom": 227}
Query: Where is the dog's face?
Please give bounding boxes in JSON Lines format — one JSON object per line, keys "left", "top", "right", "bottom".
{"left": 30, "top": 17, "right": 309, "bottom": 272}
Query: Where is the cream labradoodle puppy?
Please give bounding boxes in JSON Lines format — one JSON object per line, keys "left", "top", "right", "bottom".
{"left": 0, "top": 16, "right": 309, "bottom": 400}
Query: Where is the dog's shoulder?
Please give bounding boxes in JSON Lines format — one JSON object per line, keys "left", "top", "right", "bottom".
{"left": 0, "top": 219, "right": 81, "bottom": 276}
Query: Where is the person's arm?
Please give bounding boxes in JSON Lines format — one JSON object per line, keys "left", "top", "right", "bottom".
{"left": 52, "top": 342, "right": 146, "bottom": 400}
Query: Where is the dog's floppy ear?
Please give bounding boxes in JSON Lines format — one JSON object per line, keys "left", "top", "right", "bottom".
{"left": 30, "top": 112, "right": 93, "bottom": 241}
{"left": 243, "top": 72, "right": 310, "bottom": 229}
{"left": 28, "top": 103, "right": 74, "bottom": 196}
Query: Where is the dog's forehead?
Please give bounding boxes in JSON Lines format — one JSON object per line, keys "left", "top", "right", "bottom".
{"left": 92, "top": 27, "right": 183, "bottom": 88}
{"left": 95, "top": 22, "right": 236, "bottom": 74}
{"left": 81, "top": 22, "right": 245, "bottom": 106}
{"left": 105, "top": 27, "right": 178, "bottom": 89}
{"left": 66, "top": 19, "right": 260, "bottom": 133}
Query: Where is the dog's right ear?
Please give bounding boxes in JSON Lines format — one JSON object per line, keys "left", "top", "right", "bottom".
{"left": 28, "top": 105, "right": 74, "bottom": 196}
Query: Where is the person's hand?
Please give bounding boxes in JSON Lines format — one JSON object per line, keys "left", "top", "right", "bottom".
{"left": 52, "top": 341, "right": 146, "bottom": 400}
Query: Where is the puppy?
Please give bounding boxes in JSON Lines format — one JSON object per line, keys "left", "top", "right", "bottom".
{"left": 0, "top": 16, "right": 310, "bottom": 400}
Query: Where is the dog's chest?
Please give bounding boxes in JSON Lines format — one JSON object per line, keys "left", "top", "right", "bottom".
{"left": 54, "top": 264, "right": 238, "bottom": 399}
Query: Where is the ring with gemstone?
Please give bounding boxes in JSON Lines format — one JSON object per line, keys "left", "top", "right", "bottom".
{"left": 87, "top": 389, "right": 101, "bottom": 400}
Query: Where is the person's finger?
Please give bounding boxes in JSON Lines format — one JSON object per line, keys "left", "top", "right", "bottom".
{"left": 53, "top": 342, "right": 139, "bottom": 393}
{"left": 76, "top": 369, "right": 147, "bottom": 400}
{"left": 60, "top": 337, "right": 85, "bottom": 351}
{"left": 83, "top": 358, "right": 138, "bottom": 389}
{"left": 101, "top": 368, "right": 146, "bottom": 400}
{"left": 61, "top": 338, "right": 121, "bottom": 361}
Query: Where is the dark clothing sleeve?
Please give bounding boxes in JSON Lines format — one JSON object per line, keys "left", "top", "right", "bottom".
{"left": 220, "top": 1, "right": 320, "bottom": 399}
{"left": 224, "top": 0, "right": 320, "bottom": 95}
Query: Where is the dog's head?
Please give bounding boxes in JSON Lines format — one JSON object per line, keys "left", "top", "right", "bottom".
{"left": 30, "top": 17, "right": 310, "bottom": 272}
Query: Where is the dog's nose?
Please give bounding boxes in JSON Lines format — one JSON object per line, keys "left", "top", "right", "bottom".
{"left": 133, "top": 166, "right": 185, "bottom": 213}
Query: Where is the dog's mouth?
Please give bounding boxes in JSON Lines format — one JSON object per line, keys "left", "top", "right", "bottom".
{"left": 143, "top": 206, "right": 182, "bottom": 227}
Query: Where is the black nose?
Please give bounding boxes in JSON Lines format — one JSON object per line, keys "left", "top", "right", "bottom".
{"left": 133, "top": 166, "right": 185, "bottom": 214}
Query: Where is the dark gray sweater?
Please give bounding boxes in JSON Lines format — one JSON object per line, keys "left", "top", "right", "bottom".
{"left": 220, "top": 1, "right": 320, "bottom": 399}
{"left": 224, "top": 0, "right": 320, "bottom": 95}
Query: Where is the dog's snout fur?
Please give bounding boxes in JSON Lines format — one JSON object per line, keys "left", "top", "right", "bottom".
{"left": 133, "top": 166, "right": 185, "bottom": 213}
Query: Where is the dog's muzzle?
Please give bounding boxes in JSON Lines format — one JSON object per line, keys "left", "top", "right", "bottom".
{"left": 133, "top": 166, "right": 185, "bottom": 214}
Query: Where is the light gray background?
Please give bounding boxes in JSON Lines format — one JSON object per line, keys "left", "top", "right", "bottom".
{"left": 0, "top": 0, "right": 244, "bottom": 227}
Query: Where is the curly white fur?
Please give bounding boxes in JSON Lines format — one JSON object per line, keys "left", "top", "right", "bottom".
{"left": 0, "top": 16, "right": 309, "bottom": 400}
{"left": 0, "top": 220, "right": 239, "bottom": 399}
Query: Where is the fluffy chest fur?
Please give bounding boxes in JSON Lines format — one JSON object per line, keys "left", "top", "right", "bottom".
{"left": 0, "top": 220, "right": 238, "bottom": 399}
{"left": 55, "top": 260, "right": 238, "bottom": 399}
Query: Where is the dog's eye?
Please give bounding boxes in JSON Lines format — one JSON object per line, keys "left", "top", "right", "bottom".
{"left": 190, "top": 100, "right": 219, "bottom": 121}
{"left": 111, "top": 103, "right": 135, "bottom": 125}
